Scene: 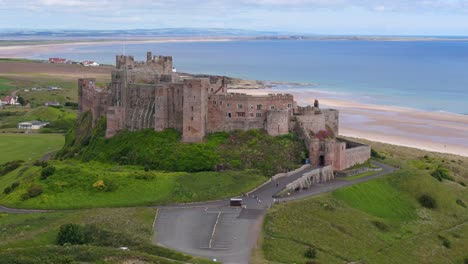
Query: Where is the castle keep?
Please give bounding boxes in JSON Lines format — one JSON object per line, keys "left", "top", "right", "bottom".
{"left": 79, "top": 52, "right": 370, "bottom": 171}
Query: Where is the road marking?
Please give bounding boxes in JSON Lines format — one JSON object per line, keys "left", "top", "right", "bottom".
{"left": 208, "top": 212, "right": 222, "bottom": 249}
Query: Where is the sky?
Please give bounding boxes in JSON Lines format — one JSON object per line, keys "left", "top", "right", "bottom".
{"left": 0, "top": 0, "right": 468, "bottom": 35}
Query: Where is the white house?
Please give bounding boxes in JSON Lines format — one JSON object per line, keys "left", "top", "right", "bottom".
{"left": 17, "top": 120, "right": 49, "bottom": 130}
{"left": 81, "top": 60, "right": 100, "bottom": 67}
{"left": 1, "top": 96, "right": 19, "bottom": 105}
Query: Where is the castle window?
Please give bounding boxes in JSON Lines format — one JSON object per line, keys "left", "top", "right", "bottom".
{"left": 250, "top": 105, "right": 254, "bottom": 109}
{"left": 256, "top": 104, "right": 262, "bottom": 110}
{"left": 237, "top": 112, "right": 245, "bottom": 117}
{"left": 256, "top": 113, "right": 262, "bottom": 117}
{"left": 219, "top": 101, "right": 223, "bottom": 105}
{"left": 191, "top": 106, "right": 194, "bottom": 111}
{"left": 238, "top": 104, "right": 243, "bottom": 109}
{"left": 270, "top": 106, "right": 275, "bottom": 110}
{"left": 191, "top": 117, "right": 194, "bottom": 121}
{"left": 288, "top": 103, "right": 292, "bottom": 108}
{"left": 227, "top": 113, "right": 232, "bottom": 118}
{"left": 213, "top": 100, "right": 217, "bottom": 105}
{"left": 227, "top": 103, "right": 231, "bottom": 107}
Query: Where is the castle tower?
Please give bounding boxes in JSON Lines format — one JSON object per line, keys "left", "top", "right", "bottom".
{"left": 266, "top": 110, "right": 290, "bottom": 136}
{"left": 147, "top": 52, "right": 152, "bottom": 62}
{"left": 154, "top": 85, "right": 169, "bottom": 131}
{"left": 182, "top": 79, "right": 209, "bottom": 142}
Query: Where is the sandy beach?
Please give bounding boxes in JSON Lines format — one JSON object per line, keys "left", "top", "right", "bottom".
{"left": 0, "top": 37, "right": 239, "bottom": 58}
{"left": 230, "top": 88, "right": 468, "bottom": 157}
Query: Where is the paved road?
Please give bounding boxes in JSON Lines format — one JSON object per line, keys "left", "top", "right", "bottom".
{"left": 153, "top": 160, "right": 396, "bottom": 264}
{"left": 0, "top": 205, "right": 50, "bottom": 214}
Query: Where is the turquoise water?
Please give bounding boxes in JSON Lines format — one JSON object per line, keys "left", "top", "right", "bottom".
{"left": 31, "top": 40, "right": 468, "bottom": 114}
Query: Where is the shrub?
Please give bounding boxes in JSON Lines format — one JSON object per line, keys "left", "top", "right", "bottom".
{"left": 431, "top": 166, "right": 453, "bottom": 182}
{"left": 456, "top": 199, "right": 467, "bottom": 208}
{"left": 3, "top": 186, "right": 12, "bottom": 194}
{"left": 0, "top": 160, "right": 24, "bottom": 176}
{"left": 371, "top": 221, "right": 389, "bottom": 232}
{"left": 464, "top": 257, "right": 468, "bottom": 264}
{"left": 459, "top": 181, "right": 466, "bottom": 187}
{"left": 304, "top": 247, "right": 316, "bottom": 259}
{"left": 41, "top": 165, "right": 56, "bottom": 179}
{"left": 57, "top": 224, "right": 86, "bottom": 245}
{"left": 104, "top": 179, "right": 118, "bottom": 192}
{"left": 11, "top": 181, "right": 19, "bottom": 189}
{"left": 371, "top": 149, "right": 385, "bottom": 160}
{"left": 27, "top": 185, "right": 43, "bottom": 198}
{"left": 3, "top": 181, "right": 20, "bottom": 195}
{"left": 438, "top": 235, "right": 451, "bottom": 249}
{"left": 419, "top": 194, "right": 437, "bottom": 209}
{"left": 33, "top": 160, "right": 48, "bottom": 167}
{"left": 92, "top": 180, "right": 105, "bottom": 190}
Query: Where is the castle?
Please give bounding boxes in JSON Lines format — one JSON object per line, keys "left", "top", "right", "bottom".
{"left": 79, "top": 52, "right": 370, "bottom": 171}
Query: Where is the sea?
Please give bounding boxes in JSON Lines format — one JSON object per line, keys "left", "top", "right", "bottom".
{"left": 30, "top": 39, "right": 468, "bottom": 114}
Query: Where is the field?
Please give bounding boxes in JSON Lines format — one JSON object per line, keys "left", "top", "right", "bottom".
{"left": 255, "top": 140, "right": 468, "bottom": 264}
{"left": 0, "top": 207, "right": 214, "bottom": 263}
{"left": 0, "top": 133, "right": 64, "bottom": 163}
{"left": 0, "top": 60, "right": 111, "bottom": 105}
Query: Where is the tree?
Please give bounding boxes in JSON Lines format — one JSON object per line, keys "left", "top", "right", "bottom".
{"left": 56, "top": 224, "right": 86, "bottom": 245}
{"left": 17, "top": 96, "right": 26, "bottom": 106}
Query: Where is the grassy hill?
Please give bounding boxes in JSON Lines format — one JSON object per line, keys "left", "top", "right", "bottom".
{"left": 58, "top": 111, "right": 306, "bottom": 175}
{"left": 0, "top": 207, "right": 214, "bottom": 264}
{"left": 254, "top": 140, "right": 468, "bottom": 264}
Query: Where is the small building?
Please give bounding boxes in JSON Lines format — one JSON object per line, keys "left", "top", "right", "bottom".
{"left": 81, "top": 60, "right": 100, "bottom": 67}
{"left": 1, "top": 96, "right": 19, "bottom": 105}
{"left": 44, "top": 101, "right": 60, "bottom": 106}
{"left": 17, "top": 120, "right": 49, "bottom": 130}
{"left": 48, "top": 58, "right": 67, "bottom": 64}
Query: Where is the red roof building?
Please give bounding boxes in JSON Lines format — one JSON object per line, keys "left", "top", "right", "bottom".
{"left": 48, "top": 58, "right": 67, "bottom": 63}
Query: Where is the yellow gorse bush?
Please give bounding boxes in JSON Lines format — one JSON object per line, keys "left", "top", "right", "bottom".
{"left": 92, "top": 180, "right": 106, "bottom": 190}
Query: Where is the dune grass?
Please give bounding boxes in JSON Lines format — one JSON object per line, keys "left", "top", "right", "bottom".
{"left": 0, "top": 133, "right": 64, "bottom": 163}
{"left": 332, "top": 179, "right": 416, "bottom": 221}
{"left": 257, "top": 140, "right": 468, "bottom": 264}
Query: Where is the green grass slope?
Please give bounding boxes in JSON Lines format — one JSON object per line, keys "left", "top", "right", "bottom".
{"left": 0, "top": 133, "right": 64, "bottom": 163}
{"left": 0, "top": 208, "right": 214, "bottom": 264}
{"left": 258, "top": 141, "right": 468, "bottom": 264}
{"left": 0, "top": 161, "right": 265, "bottom": 209}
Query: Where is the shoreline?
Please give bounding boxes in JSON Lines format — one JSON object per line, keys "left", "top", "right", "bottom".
{"left": 230, "top": 88, "right": 468, "bottom": 157}
{"left": 0, "top": 37, "right": 240, "bottom": 58}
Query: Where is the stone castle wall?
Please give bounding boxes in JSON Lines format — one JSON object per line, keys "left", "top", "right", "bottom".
{"left": 78, "top": 52, "right": 371, "bottom": 172}
{"left": 344, "top": 145, "right": 371, "bottom": 169}
{"left": 206, "top": 93, "right": 294, "bottom": 134}
{"left": 295, "top": 108, "right": 339, "bottom": 135}
{"left": 78, "top": 78, "right": 110, "bottom": 126}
